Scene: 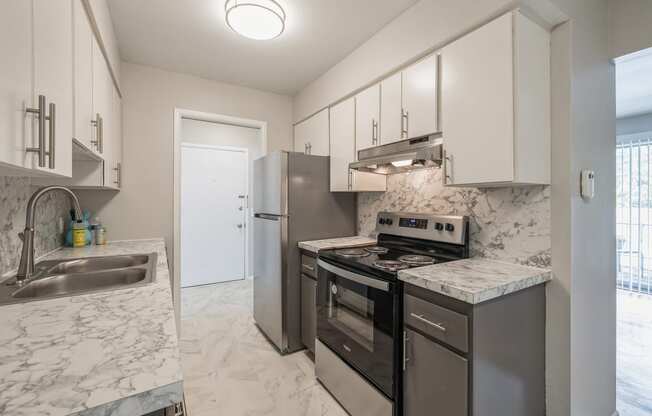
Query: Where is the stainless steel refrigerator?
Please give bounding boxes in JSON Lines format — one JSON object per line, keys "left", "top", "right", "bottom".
{"left": 253, "top": 151, "right": 356, "bottom": 353}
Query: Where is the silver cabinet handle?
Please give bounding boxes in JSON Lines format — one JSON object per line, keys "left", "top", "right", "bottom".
{"left": 47, "top": 102, "right": 55, "bottom": 169}
{"left": 302, "top": 264, "right": 315, "bottom": 272}
{"left": 113, "top": 162, "right": 121, "bottom": 187}
{"left": 371, "top": 119, "right": 378, "bottom": 145}
{"left": 348, "top": 170, "right": 353, "bottom": 190}
{"left": 403, "top": 330, "right": 409, "bottom": 371}
{"left": 410, "top": 313, "right": 447, "bottom": 332}
{"left": 442, "top": 150, "right": 453, "bottom": 185}
{"left": 401, "top": 109, "right": 409, "bottom": 138}
{"left": 91, "top": 113, "right": 103, "bottom": 153}
{"left": 25, "top": 95, "right": 47, "bottom": 167}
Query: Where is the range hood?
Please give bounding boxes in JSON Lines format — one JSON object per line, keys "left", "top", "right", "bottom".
{"left": 349, "top": 134, "right": 443, "bottom": 175}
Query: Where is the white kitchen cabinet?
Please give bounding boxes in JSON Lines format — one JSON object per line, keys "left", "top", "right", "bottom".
{"left": 380, "top": 72, "right": 403, "bottom": 145}
{"left": 402, "top": 54, "right": 438, "bottom": 139}
{"left": 32, "top": 0, "right": 73, "bottom": 177}
{"left": 441, "top": 11, "right": 550, "bottom": 187}
{"left": 92, "top": 37, "right": 111, "bottom": 158}
{"left": 294, "top": 109, "right": 329, "bottom": 156}
{"left": 355, "top": 84, "right": 380, "bottom": 151}
{"left": 73, "top": 0, "right": 96, "bottom": 154}
{"left": 108, "top": 86, "right": 122, "bottom": 189}
{"left": 330, "top": 97, "right": 386, "bottom": 192}
{"left": 0, "top": 1, "right": 32, "bottom": 172}
{"left": 0, "top": 0, "right": 73, "bottom": 177}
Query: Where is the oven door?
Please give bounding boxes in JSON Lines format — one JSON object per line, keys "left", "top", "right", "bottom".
{"left": 316, "top": 258, "right": 397, "bottom": 398}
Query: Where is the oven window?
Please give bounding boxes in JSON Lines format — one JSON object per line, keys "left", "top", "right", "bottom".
{"left": 328, "top": 281, "right": 375, "bottom": 351}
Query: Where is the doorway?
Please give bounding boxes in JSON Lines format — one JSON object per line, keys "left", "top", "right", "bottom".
{"left": 180, "top": 143, "right": 248, "bottom": 287}
{"left": 615, "top": 47, "right": 652, "bottom": 416}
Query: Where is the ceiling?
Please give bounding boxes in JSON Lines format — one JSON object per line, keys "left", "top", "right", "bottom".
{"left": 107, "top": 0, "right": 419, "bottom": 96}
{"left": 617, "top": 48, "right": 652, "bottom": 119}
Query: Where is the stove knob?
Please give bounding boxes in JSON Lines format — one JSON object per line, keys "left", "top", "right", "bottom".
{"left": 435, "top": 222, "right": 444, "bottom": 231}
{"left": 445, "top": 223, "right": 455, "bottom": 232}
{"left": 386, "top": 218, "right": 393, "bottom": 225}
{"left": 379, "top": 218, "right": 386, "bottom": 225}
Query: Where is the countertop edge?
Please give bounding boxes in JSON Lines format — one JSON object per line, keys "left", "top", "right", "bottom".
{"left": 72, "top": 381, "right": 184, "bottom": 416}
{"left": 398, "top": 259, "right": 552, "bottom": 305}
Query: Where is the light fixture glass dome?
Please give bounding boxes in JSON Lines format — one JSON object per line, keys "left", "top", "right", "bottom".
{"left": 225, "top": 0, "right": 286, "bottom": 40}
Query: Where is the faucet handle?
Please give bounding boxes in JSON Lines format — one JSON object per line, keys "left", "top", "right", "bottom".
{"left": 18, "top": 232, "right": 24, "bottom": 242}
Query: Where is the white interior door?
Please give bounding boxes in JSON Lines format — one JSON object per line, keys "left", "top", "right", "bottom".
{"left": 181, "top": 144, "right": 248, "bottom": 287}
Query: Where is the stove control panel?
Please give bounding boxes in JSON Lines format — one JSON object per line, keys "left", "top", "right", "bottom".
{"left": 376, "top": 212, "right": 468, "bottom": 245}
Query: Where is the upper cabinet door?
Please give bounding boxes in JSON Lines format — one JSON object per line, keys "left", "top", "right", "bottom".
{"left": 307, "top": 109, "right": 330, "bottom": 156}
{"left": 294, "top": 109, "right": 330, "bottom": 156}
{"left": 441, "top": 11, "right": 549, "bottom": 187}
{"left": 355, "top": 84, "right": 380, "bottom": 151}
{"left": 402, "top": 54, "right": 438, "bottom": 139}
{"left": 330, "top": 98, "right": 355, "bottom": 192}
{"left": 73, "top": 0, "right": 95, "bottom": 152}
{"left": 0, "top": 0, "right": 32, "bottom": 170}
{"left": 32, "top": 0, "right": 73, "bottom": 177}
{"left": 441, "top": 12, "right": 515, "bottom": 185}
{"left": 111, "top": 87, "right": 122, "bottom": 188}
{"left": 92, "top": 37, "right": 111, "bottom": 156}
{"left": 380, "top": 72, "right": 403, "bottom": 145}
{"left": 294, "top": 121, "right": 309, "bottom": 154}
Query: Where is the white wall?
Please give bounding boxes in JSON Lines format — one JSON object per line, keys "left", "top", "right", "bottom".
{"left": 617, "top": 112, "right": 652, "bottom": 136}
{"left": 292, "top": 0, "right": 616, "bottom": 415}
{"left": 180, "top": 118, "right": 264, "bottom": 278}
{"left": 609, "top": 0, "right": 652, "bottom": 59}
{"left": 76, "top": 62, "right": 293, "bottom": 275}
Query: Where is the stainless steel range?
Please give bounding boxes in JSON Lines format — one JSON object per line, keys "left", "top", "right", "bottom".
{"left": 315, "top": 212, "right": 469, "bottom": 416}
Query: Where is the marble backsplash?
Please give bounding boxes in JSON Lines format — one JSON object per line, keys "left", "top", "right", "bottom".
{"left": 0, "top": 177, "right": 70, "bottom": 276}
{"left": 358, "top": 168, "right": 551, "bottom": 268}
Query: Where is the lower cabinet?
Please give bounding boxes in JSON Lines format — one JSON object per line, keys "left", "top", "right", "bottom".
{"left": 403, "top": 328, "right": 468, "bottom": 416}
{"left": 403, "top": 283, "right": 546, "bottom": 416}
{"left": 301, "top": 273, "right": 317, "bottom": 354}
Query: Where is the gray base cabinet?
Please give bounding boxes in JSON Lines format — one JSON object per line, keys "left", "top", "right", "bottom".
{"left": 403, "top": 283, "right": 545, "bottom": 416}
{"left": 404, "top": 328, "right": 468, "bottom": 416}
{"left": 300, "top": 273, "right": 317, "bottom": 354}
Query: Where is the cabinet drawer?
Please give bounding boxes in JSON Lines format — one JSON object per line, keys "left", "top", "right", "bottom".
{"left": 404, "top": 293, "right": 468, "bottom": 352}
{"left": 301, "top": 254, "right": 317, "bottom": 278}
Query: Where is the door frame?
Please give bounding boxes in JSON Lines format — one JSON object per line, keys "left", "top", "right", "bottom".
{"left": 173, "top": 108, "right": 268, "bottom": 326}
{"left": 179, "top": 142, "right": 250, "bottom": 287}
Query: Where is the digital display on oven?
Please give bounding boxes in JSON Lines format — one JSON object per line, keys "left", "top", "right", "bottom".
{"left": 399, "top": 217, "right": 428, "bottom": 229}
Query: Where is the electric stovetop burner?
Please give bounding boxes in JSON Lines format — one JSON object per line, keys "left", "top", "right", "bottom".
{"left": 373, "top": 260, "right": 410, "bottom": 272}
{"left": 335, "top": 248, "right": 370, "bottom": 258}
{"left": 398, "top": 254, "right": 436, "bottom": 266}
{"left": 364, "top": 246, "right": 389, "bottom": 254}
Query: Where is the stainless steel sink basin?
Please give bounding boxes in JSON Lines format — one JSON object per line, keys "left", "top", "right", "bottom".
{"left": 0, "top": 252, "right": 157, "bottom": 306}
{"left": 37, "top": 254, "right": 150, "bottom": 275}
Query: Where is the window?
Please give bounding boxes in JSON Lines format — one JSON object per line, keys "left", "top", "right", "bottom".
{"left": 617, "top": 134, "right": 652, "bottom": 293}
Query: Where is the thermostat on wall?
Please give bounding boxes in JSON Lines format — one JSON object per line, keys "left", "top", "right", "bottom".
{"left": 580, "top": 170, "right": 595, "bottom": 200}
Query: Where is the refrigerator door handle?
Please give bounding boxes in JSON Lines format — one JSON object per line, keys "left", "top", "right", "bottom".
{"left": 254, "top": 213, "right": 287, "bottom": 220}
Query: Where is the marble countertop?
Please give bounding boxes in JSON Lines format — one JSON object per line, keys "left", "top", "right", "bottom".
{"left": 0, "top": 239, "right": 183, "bottom": 416}
{"left": 398, "top": 258, "right": 551, "bottom": 304}
{"left": 298, "top": 236, "right": 376, "bottom": 254}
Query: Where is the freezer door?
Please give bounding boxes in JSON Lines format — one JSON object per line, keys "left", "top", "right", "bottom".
{"left": 253, "top": 151, "right": 288, "bottom": 216}
{"left": 253, "top": 213, "right": 287, "bottom": 351}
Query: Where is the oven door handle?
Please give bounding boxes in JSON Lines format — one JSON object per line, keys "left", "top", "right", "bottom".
{"left": 317, "top": 259, "right": 390, "bottom": 292}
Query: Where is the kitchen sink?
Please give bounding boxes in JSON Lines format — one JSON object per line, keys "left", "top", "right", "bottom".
{"left": 36, "top": 254, "right": 150, "bottom": 275}
{"left": 0, "top": 253, "right": 157, "bottom": 306}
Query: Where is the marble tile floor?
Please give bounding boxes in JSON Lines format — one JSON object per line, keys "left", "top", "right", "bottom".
{"left": 179, "top": 279, "right": 348, "bottom": 416}
{"left": 618, "top": 289, "right": 652, "bottom": 416}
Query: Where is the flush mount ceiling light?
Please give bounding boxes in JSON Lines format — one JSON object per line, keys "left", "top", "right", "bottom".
{"left": 225, "top": 0, "right": 286, "bottom": 40}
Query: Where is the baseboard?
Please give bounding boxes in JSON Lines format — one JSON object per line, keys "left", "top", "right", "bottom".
{"left": 613, "top": 411, "right": 620, "bottom": 416}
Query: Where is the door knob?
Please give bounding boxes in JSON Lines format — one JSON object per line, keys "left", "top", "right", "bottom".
{"left": 237, "top": 224, "right": 243, "bottom": 229}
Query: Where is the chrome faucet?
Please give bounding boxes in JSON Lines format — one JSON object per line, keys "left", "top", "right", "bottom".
{"left": 16, "top": 186, "right": 82, "bottom": 284}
